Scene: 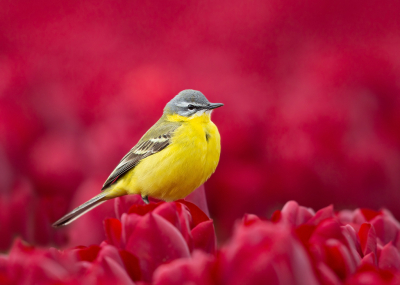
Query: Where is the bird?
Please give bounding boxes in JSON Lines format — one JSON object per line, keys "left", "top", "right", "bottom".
{"left": 52, "top": 89, "right": 223, "bottom": 227}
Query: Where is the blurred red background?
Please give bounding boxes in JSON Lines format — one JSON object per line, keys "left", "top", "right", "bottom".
{"left": 1, "top": 0, "right": 400, "bottom": 250}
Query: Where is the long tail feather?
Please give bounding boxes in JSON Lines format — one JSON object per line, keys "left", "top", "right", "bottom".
{"left": 52, "top": 192, "right": 108, "bottom": 228}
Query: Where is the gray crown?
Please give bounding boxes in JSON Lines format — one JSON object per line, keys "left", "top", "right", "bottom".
{"left": 164, "top": 89, "right": 223, "bottom": 117}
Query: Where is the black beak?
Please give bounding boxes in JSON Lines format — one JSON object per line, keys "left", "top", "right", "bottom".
{"left": 207, "top": 103, "right": 224, "bottom": 110}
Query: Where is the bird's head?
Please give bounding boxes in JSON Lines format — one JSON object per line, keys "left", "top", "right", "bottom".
{"left": 164, "top": 89, "right": 223, "bottom": 119}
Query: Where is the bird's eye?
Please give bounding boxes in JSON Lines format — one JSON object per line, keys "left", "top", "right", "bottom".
{"left": 188, "top": 104, "right": 195, "bottom": 110}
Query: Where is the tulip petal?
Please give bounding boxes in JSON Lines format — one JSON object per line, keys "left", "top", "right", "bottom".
{"left": 87, "top": 256, "right": 135, "bottom": 285}
{"left": 341, "top": 225, "right": 362, "bottom": 264}
{"left": 128, "top": 202, "right": 162, "bottom": 215}
{"left": 121, "top": 213, "right": 142, "bottom": 247}
{"left": 281, "top": 200, "right": 314, "bottom": 226}
{"left": 104, "top": 218, "right": 122, "bottom": 248}
{"left": 295, "top": 224, "right": 316, "bottom": 246}
{"left": 271, "top": 210, "right": 282, "bottom": 223}
{"left": 310, "top": 219, "right": 346, "bottom": 246}
{"left": 358, "top": 223, "right": 377, "bottom": 257}
{"left": 243, "top": 213, "right": 262, "bottom": 226}
{"left": 119, "top": 249, "right": 142, "bottom": 282}
{"left": 324, "top": 239, "right": 356, "bottom": 280}
{"left": 96, "top": 245, "right": 123, "bottom": 266}
{"left": 191, "top": 220, "right": 216, "bottom": 254}
{"left": 185, "top": 184, "right": 210, "bottom": 217}
{"left": 379, "top": 242, "right": 400, "bottom": 271}
{"left": 153, "top": 250, "right": 215, "bottom": 285}
{"left": 220, "top": 222, "right": 319, "bottom": 285}
{"left": 114, "top": 195, "right": 146, "bottom": 219}
{"left": 125, "top": 212, "right": 190, "bottom": 281}
{"left": 347, "top": 264, "right": 397, "bottom": 284}
{"left": 370, "top": 215, "right": 399, "bottom": 246}
{"left": 360, "top": 252, "right": 376, "bottom": 267}
{"left": 177, "top": 200, "right": 210, "bottom": 228}
{"left": 307, "top": 205, "right": 334, "bottom": 226}
{"left": 76, "top": 245, "right": 101, "bottom": 262}
{"left": 316, "top": 262, "right": 342, "bottom": 285}
{"left": 361, "top": 209, "right": 381, "bottom": 222}
{"left": 153, "top": 202, "right": 193, "bottom": 250}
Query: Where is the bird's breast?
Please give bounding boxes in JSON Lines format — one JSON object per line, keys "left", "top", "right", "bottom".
{"left": 129, "top": 114, "right": 221, "bottom": 201}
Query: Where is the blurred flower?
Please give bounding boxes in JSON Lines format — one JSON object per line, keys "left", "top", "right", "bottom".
{"left": 154, "top": 201, "right": 400, "bottom": 285}
{"left": 0, "top": 239, "right": 137, "bottom": 285}
{"left": 1, "top": 0, "right": 400, "bottom": 250}
{"left": 0, "top": 196, "right": 215, "bottom": 284}
{"left": 3, "top": 201, "right": 400, "bottom": 284}
{"left": 2, "top": 3, "right": 400, "bottom": 283}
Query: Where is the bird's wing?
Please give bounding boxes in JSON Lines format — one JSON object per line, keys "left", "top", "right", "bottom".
{"left": 101, "top": 120, "right": 180, "bottom": 190}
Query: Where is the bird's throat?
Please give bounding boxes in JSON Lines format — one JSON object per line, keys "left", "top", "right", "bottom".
{"left": 166, "top": 112, "right": 211, "bottom": 123}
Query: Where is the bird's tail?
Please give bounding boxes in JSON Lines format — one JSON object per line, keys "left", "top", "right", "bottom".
{"left": 52, "top": 192, "right": 108, "bottom": 228}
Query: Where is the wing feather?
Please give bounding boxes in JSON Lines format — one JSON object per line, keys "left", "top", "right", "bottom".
{"left": 101, "top": 123, "right": 178, "bottom": 190}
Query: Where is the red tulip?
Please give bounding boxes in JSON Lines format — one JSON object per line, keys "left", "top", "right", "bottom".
{"left": 2, "top": 0, "right": 400, "bottom": 253}
{"left": 104, "top": 198, "right": 216, "bottom": 282}
{"left": 153, "top": 250, "right": 216, "bottom": 285}
{"left": 280, "top": 200, "right": 315, "bottom": 226}
{"left": 154, "top": 216, "right": 319, "bottom": 285}
{"left": 4, "top": 201, "right": 400, "bottom": 284}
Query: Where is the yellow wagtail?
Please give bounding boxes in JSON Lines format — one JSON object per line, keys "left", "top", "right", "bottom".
{"left": 53, "top": 89, "right": 223, "bottom": 227}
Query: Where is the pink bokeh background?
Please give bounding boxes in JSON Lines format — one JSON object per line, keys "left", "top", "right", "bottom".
{"left": 1, "top": 0, "right": 400, "bottom": 250}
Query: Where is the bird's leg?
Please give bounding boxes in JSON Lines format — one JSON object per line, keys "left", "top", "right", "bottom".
{"left": 142, "top": 195, "right": 150, "bottom": 204}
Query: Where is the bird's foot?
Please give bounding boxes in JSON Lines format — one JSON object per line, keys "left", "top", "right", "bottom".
{"left": 142, "top": 195, "right": 149, "bottom": 204}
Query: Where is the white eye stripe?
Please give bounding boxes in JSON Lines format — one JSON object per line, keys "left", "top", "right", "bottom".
{"left": 175, "top": 102, "right": 204, "bottom": 108}
{"left": 175, "top": 102, "right": 189, "bottom": 107}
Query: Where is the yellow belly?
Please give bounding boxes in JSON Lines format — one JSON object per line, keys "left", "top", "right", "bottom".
{"left": 110, "top": 114, "right": 221, "bottom": 201}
